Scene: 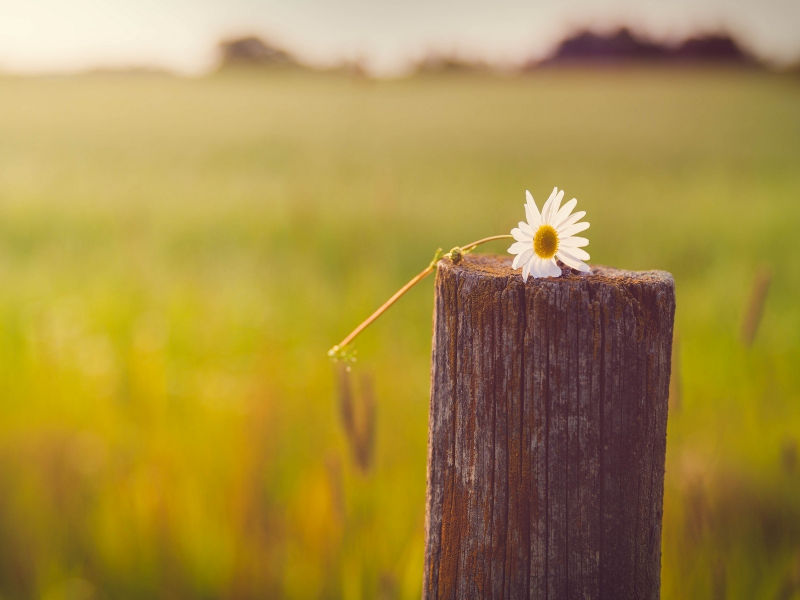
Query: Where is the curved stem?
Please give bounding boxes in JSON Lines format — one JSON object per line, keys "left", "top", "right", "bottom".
{"left": 333, "top": 264, "right": 435, "bottom": 351}
{"left": 461, "top": 234, "right": 514, "bottom": 252}
{"left": 329, "top": 234, "right": 514, "bottom": 354}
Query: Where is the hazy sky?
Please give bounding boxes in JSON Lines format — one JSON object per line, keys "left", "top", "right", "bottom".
{"left": 1, "top": 0, "right": 798, "bottom": 75}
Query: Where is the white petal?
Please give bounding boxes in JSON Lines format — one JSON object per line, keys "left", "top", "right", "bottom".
{"left": 511, "top": 228, "right": 532, "bottom": 243}
{"left": 508, "top": 241, "right": 530, "bottom": 255}
{"left": 545, "top": 189, "right": 565, "bottom": 225}
{"left": 522, "top": 258, "right": 532, "bottom": 282}
{"left": 553, "top": 199, "right": 577, "bottom": 229}
{"left": 518, "top": 221, "right": 535, "bottom": 237}
{"left": 532, "top": 257, "right": 559, "bottom": 278}
{"left": 528, "top": 257, "right": 543, "bottom": 279}
{"left": 512, "top": 248, "right": 533, "bottom": 269}
{"left": 539, "top": 188, "right": 558, "bottom": 226}
{"left": 556, "top": 211, "right": 586, "bottom": 233}
{"left": 557, "top": 252, "right": 590, "bottom": 272}
{"left": 558, "top": 246, "right": 590, "bottom": 261}
{"left": 525, "top": 191, "right": 541, "bottom": 228}
{"left": 558, "top": 222, "right": 590, "bottom": 237}
{"left": 559, "top": 236, "right": 589, "bottom": 248}
{"left": 545, "top": 259, "right": 562, "bottom": 277}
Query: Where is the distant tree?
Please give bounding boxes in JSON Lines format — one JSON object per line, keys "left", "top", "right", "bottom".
{"left": 546, "top": 28, "right": 668, "bottom": 63}
{"left": 673, "top": 35, "right": 752, "bottom": 63}
{"left": 218, "top": 36, "right": 298, "bottom": 68}
{"left": 532, "top": 27, "right": 761, "bottom": 69}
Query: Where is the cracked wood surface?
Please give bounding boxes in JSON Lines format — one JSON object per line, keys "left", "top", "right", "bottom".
{"left": 423, "top": 255, "right": 675, "bottom": 600}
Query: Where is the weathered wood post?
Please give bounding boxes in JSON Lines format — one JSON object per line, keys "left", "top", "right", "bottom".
{"left": 424, "top": 255, "right": 675, "bottom": 600}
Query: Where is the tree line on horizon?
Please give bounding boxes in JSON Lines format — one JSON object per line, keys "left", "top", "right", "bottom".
{"left": 218, "top": 27, "right": 788, "bottom": 76}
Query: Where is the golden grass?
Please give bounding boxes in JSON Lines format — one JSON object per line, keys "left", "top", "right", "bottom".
{"left": 0, "top": 67, "right": 798, "bottom": 598}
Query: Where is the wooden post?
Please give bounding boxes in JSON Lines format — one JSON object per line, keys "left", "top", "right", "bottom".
{"left": 424, "top": 255, "right": 675, "bottom": 600}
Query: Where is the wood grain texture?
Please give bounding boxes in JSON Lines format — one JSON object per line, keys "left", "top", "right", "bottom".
{"left": 423, "top": 255, "right": 675, "bottom": 600}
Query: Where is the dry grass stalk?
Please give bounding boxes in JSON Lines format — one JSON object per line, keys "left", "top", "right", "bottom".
{"left": 781, "top": 437, "right": 797, "bottom": 475}
{"left": 378, "top": 572, "right": 397, "bottom": 600}
{"left": 337, "top": 364, "right": 376, "bottom": 474}
{"left": 684, "top": 479, "right": 709, "bottom": 546}
{"left": 324, "top": 453, "right": 346, "bottom": 525}
{"left": 712, "top": 559, "right": 727, "bottom": 600}
{"left": 740, "top": 265, "right": 772, "bottom": 347}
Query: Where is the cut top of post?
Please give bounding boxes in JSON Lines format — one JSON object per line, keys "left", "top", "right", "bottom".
{"left": 441, "top": 254, "right": 674, "bottom": 291}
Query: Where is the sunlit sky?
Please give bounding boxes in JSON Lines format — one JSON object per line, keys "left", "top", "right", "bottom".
{"left": 0, "top": 0, "right": 798, "bottom": 76}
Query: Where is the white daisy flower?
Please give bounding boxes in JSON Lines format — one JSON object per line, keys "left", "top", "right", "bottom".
{"left": 507, "top": 187, "right": 591, "bottom": 281}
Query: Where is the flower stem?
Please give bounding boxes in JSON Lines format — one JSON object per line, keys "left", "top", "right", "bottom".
{"left": 460, "top": 234, "right": 516, "bottom": 252}
{"left": 329, "top": 234, "right": 513, "bottom": 357}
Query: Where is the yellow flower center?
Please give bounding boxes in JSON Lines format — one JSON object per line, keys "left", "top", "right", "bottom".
{"left": 533, "top": 225, "right": 559, "bottom": 259}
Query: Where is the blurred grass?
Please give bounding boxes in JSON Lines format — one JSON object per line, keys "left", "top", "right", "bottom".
{"left": 0, "top": 67, "right": 798, "bottom": 599}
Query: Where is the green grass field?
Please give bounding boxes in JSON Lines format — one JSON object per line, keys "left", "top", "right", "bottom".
{"left": 0, "top": 67, "right": 798, "bottom": 599}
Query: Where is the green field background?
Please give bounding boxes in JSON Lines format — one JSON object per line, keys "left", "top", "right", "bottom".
{"left": 0, "top": 68, "right": 798, "bottom": 599}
